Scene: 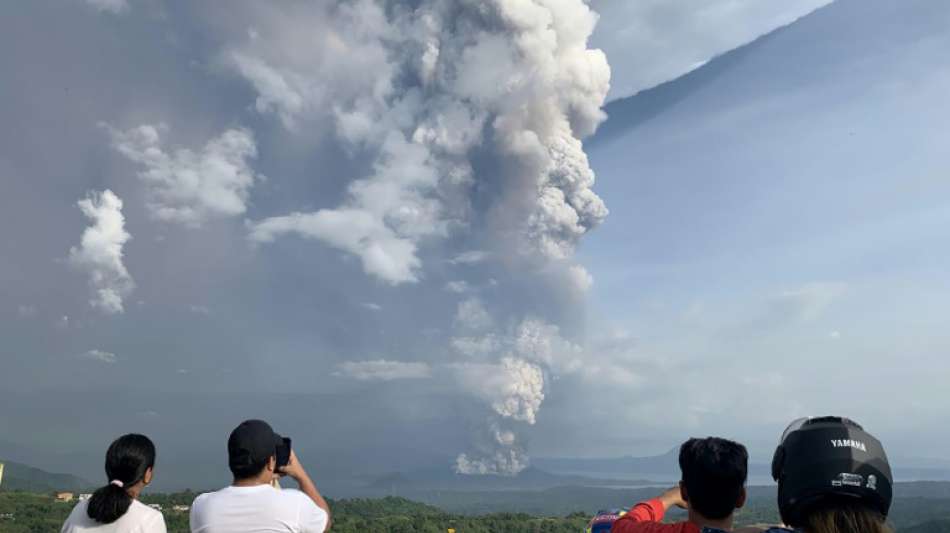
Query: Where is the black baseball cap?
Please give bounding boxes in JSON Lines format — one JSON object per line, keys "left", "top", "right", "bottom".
{"left": 228, "top": 419, "right": 283, "bottom": 469}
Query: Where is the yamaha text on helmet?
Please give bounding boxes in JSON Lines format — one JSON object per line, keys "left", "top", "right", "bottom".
{"left": 771, "top": 416, "right": 892, "bottom": 527}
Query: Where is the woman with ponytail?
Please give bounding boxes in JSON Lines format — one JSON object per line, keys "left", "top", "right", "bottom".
{"left": 61, "top": 434, "right": 166, "bottom": 533}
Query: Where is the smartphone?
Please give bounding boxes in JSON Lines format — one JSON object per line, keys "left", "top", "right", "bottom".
{"left": 276, "top": 437, "right": 292, "bottom": 471}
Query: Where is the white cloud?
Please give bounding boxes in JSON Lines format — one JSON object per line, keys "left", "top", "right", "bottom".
{"left": 449, "top": 251, "right": 490, "bottom": 265}
{"left": 106, "top": 124, "right": 261, "bottom": 227}
{"left": 83, "top": 0, "right": 128, "bottom": 14}
{"left": 590, "top": 0, "right": 833, "bottom": 100}
{"left": 451, "top": 335, "right": 501, "bottom": 358}
{"left": 335, "top": 360, "right": 432, "bottom": 381}
{"left": 361, "top": 302, "right": 383, "bottom": 311}
{"left": 81, "top": 349, "right": 117, "bottom": 364}
{"left": 248, "top": 208, "right": 421, "bottom": 284}
{"left": 444, "top": 280, "right": 471, "bottom": 294}
{"left": 772, "top": 282, "right": 847, "bottom": 322}
{"left": 454, "top": 298, "right": 494, "bottom": 332}
{"left": 68, "top": 190, "right": 135, "bottom": 314}
{"left": 189, "top": 305, "right": 211, "bottom": 315}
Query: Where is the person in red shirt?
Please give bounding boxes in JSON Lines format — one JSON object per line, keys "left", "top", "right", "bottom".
{"left": 612, "top": 437, "right": 748, "bottom": 533}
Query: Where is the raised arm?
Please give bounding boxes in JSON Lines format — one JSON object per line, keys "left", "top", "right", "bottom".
{"left": 611, "top": 486, "right": 686, "bottom": 532}
{"left": 280, "top": 450, "right": 332, "bottom": 532}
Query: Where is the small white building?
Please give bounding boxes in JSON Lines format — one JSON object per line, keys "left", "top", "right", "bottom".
{"left": 55, "top": 492, "right": 75, "bottom": 503}
{"left": 78, "top": 494, "right": 92, "bottom": 502}
{"left": 172, "top": 505, "right": 190, "bottom": 512}
{"left": 147, "top": 504, "right": 163, "bottom": 511}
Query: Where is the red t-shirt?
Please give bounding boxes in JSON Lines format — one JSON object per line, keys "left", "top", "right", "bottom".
{"left": 610, "top": 499, "right": 701, "bottom": 533}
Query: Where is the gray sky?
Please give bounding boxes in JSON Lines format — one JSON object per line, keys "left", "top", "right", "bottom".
{"left": 2, "top": 0, "right": 949, "bottom": 491}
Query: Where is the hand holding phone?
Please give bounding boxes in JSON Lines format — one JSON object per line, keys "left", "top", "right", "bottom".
{"left": 275, "top": 437, "right": 292, "bottom": 474}
{"left": 279, "top": 449, "right": 309, "bottom": 483}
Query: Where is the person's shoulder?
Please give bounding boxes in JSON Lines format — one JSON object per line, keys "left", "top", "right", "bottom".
{"left": 281, "top": 488, "right": 316, "bottom": 504}
{"left": 192, "top": 490, "right": 213, "bottom": 503}
{"left": 67, "top": 499, "right": 89, "bottom": 515}
{"left": 63, "top": 499, "right": 90, "bottom": 524}
{"left": 282, "top": 489, "right": 325, "bottom": 512}
{"left": 130, "top": 499, "right": 164, "bottom": 521}
{"left": 194, "top": 487, "right": 232, "bottom": 502}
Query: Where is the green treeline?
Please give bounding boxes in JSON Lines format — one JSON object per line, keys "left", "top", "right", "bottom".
{"left": 0, "top": 492, "right": 587, "bottom": 533}
{"left": 2, "top": 491, "right": 950, "bottom": 532}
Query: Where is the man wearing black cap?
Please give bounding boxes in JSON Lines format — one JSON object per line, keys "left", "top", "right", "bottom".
{"left": 190, "top": 420, "right": 331, "bottom": 533}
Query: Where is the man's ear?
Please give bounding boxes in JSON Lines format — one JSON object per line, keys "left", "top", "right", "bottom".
{"left": 267, "top": 455, "right": 277, "bottom": 473}
{"left": 680, "top": 481, "right": 689, "bottom": 503}
{"left": 736, "top": 486, "right": 747, "bottom": 509}
{"left": 143, "top": 467, "right": 153, "bottom": 486}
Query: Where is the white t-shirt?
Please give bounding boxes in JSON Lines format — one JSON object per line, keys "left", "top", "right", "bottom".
{"left": 189, "top": 484, "right": 328, "bottom": 533}
{"left": 61, "top": 499, "right": 166, "bottom": 533}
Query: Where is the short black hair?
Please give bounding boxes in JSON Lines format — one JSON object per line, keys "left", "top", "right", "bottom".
{"left": 679, "top": 437, "right": 748, "bottom": 519}
{"left": 229, "top": 457, "right": 270, "bottom": 480}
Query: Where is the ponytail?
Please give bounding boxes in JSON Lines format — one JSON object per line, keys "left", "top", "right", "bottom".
{"left": 86, "top": 434, "right": 156, "bottom": 524}
{"left": 87, "top": 482, "right": 133, "bottom": 524}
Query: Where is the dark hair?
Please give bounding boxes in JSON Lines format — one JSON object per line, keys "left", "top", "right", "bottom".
{"left": 679, "top": 437, "right": 748, "bottom": 520}
{"left": 87, "top": 434, "right": 156, "bottom": 524}
{"left": 229, "top": 457, "right": 269, "bottom": 480}
{"left": 801, "top": 500, "right": 892, "bottom": 533}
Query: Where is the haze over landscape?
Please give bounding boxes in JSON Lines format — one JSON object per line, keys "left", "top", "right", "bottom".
{"left": 2, "top": 0, "right": 950, "bottom": 501}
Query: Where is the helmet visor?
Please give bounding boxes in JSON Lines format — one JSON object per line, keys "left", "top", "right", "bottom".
{"left": 780, "top": 417, "right": 811, "bottom": 444}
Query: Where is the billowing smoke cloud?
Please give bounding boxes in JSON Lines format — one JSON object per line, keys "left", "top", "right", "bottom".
{"left": 238, "top": 0, "right": 609, "bottom": 285}
{"left": 455, "top": 421, "right": 529, "bottom": 475}
{"left": 106, "top": 124, "right": 261, "bottom": 227}
{"left": 453, "top": 357, "right": 545, "bottom": 424}
{"left": 448, "top": 315, "right": 585, "bottom": 474}
{"left": 225, "top": 0, "right": 611, "bottom": 474}
{"left": 68, "top": 190, "right": 135, "bottom": 314}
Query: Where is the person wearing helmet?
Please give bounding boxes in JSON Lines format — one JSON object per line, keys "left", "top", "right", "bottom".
{"left": 611, "top": 437, "right": 749, "bottom": 533}
{"left": 752, "top": 416, "right": 893, "bottom": 533}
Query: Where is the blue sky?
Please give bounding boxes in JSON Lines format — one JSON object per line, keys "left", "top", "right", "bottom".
{"left": 576, "top": 0, "right": 950, "bottom": 458}
{"left": 1, "top": 0, "right": 948, "bottom": 489}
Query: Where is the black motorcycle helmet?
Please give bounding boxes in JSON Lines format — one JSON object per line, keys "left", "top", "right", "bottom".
{"left": 771, "top": 416, "right": 892, "bottom": 527}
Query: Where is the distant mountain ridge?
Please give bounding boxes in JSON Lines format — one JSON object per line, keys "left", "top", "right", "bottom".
{"left": 0, "top": 459, "right": 94, "bottom": 492}
{"left": 534, "top": 448, "right": 679, "bottom": 478}
{"left": 364, "top": 465, "right": 657, "bottom": 494}
{"left": 534, "top": 449, "right": 950, "bottom": 483}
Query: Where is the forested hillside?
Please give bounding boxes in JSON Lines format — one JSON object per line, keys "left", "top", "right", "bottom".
{"left": 0, "top": 461, "right": 92, "bottom": 493}
{"left": 2, "top": 490, "right": 950, "bottom": 532}
{"left": 0, "top": 493, "right": 589, "bottom": 533}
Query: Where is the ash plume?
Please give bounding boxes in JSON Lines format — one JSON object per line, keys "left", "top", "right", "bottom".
{"left": 226, "top": 0, "right": 611, "bottom": 475}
